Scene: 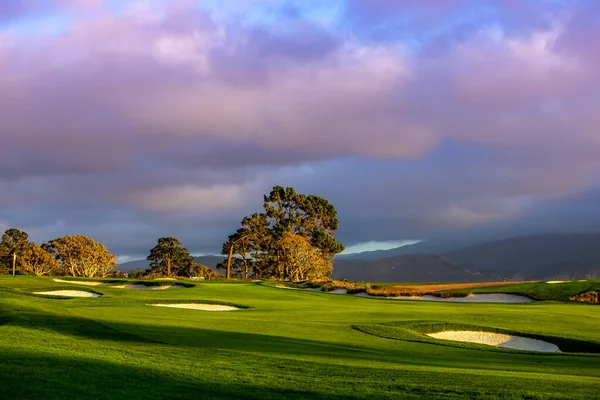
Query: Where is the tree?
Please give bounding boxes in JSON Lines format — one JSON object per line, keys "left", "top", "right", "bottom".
{"left": 221, "top": 186, "right": 344, "bottom": 280}
{"left": 147, "top": 237, "right": 193, "bottom": 277}
{"left": 190, "top": 263, "right": 220, "bottom": 280}
{"left": 129, "top": 268, "right": 147, "bottom": 279}
{"left": 262, "top": 186, "right": 344, "bottom": 259}
{"left": 20, "top": 243, "right": 60, "bottom": 276}
{"left": 0, "top": 228, "right": 30, "bottom": 274}
{"left": 278, "top": 233, "right": 332, "bottom": 281}
{"left": 221, "top": 216, "right": 268, "bottom": 279}
{"left": 45, "top": 235, "right": 117, "bottom": 277}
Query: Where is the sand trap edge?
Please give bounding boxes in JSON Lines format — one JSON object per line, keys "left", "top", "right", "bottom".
{"left": 53, "top": 279, "right": 106, "bottom": 286}
{"left": 33, "top": 290, "right": 102, "bottom": 298}
{"left": 148, "top": 303, "right": 241, "bottom": 311}
{"left": 426, "top": 330, "right": 561, "bottom": 352}
{"left": 111, "top": 284, "right": 186, "bottom": 290}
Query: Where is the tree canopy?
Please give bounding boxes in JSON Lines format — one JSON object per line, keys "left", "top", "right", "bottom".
{"left": 20, "top": 243, "right": 60, "bottom": 276}
{"left": 220, "top": 186, "right": 344, "bottom": 280}
{"left": 147, "top": 237, "right": 194, "bottom": 277}
{"left": 0, "top": 228, "right": 30, "bottom": 274}
{"left": 45, "top": 235, "right": 117, "bottom": 277}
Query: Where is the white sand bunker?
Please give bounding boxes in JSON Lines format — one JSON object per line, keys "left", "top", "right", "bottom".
{"left": 53, "top": 279, "right": 105, "bottom": 286}
{"left": 427, "top": 331, "right": 561, "bottom": 352}
{"left": 393, "top": 293, "right": 533, "bottom": 303}
{"left": 329, "top": 288, "right": 348, "bottom": 294}
{"left": 111, "top": 284, "right": 185, "bottom": 290}
{"left": 149, "top": 303, "right": 240, "bottom": 311}
{"left": 34, "top": 290, "right": 101, "bottom": 298}
{"left": 275, "top": 285, "right": 321, "bottom": 292}
{"left": 546, "top": 281, "right": 568, "bottom": 284}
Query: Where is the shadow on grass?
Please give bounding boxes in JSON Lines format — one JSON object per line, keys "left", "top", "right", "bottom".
{"left": 3, "top": 310, "right": 380, "bottom": 361}
{"left": 0, "top": 350, "right": 363, "bottom": 400}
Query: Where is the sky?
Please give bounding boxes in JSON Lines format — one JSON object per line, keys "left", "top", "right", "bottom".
{"left": 1, "top": 0, "right": 600, "bottom": 260}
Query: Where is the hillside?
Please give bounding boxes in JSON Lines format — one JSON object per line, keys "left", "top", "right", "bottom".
{"left": 332, "top": 254, "right": 486, "bottom": 282}
{"left": 338, "top": 238, "right": 480, "bottom": 260}
{"left": 444, "top": 233, "right": 600, "bottom": 280}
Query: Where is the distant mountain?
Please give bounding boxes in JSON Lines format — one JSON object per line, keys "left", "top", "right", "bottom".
{"left": 118, "top": 255, "right": 226, "bottom": 273}
{"left": 332, "top": 254, "right": 485, "bottom": 282}
{"left": 443, "top": 233, "right": 600, "bottom": 280}
{"left": 117, "top": 233, "right": 600, "bottom": 281}
{"left": 117, "top": 259, "right": 149, "bottom": 272}
{"left": 338, "top": 239, "right": 481, "bottom": 261}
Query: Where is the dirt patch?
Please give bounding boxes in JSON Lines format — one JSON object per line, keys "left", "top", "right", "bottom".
{"left": 426, "top": 331, "right": 561, "bottom": 352}
{"left": 34, "top": 290, "right": 101, "bottom": 298}
{"left": 570, "top": 291, "right": 599, "bottom": 304}
{"left": 149, "top": 303, "right": 239, "bottom": 311}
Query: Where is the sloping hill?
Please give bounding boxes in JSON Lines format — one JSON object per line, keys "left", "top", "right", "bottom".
{"left": 444, "top": 233, "right": 600, "bottom": 279}
{"left": 332, "top": 254, "right": 485, "bottom": 282}
{"left": 338, "top": 239, "right": 480, "bottom": 260}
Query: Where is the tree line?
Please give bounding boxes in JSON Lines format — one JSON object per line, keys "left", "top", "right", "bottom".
{"left": 0, "top": 186, "right": 345, "bottom": 281}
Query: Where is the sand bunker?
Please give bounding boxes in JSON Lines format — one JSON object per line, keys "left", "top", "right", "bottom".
{"left": 34, "top": 290, "right": 101, "bottom": 298}
{"left": 426, "top": 331, "right": 561, "bottom": 352}
{"left": 275, "top": 285, "right": 321, "bottom": 292}
{"left": 353, "top": 292, "right": 532, "bottom": 303}
{"left": 149, "top": 303, "right": 240, "bottom": 311}
{"left": 393, "top": 293, "right": 533, "bottom": 303}
{"left": 329, "top": 288, "right": 348, "bottom": 294}
{"left": 275, "top": 285, "right": 300, "bottom": 290}
{"left": 547, "top": 281, "right": 567, "bottom": 284}
{"left": 53, "top": 279, "right": 105, "bottom": 286}
{"left": 111, "top": 284, "right": 185, "bottom": 290}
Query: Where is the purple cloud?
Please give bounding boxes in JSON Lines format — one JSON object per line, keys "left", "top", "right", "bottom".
{"left": 1, "top": 0, "right": 599, "bottom": 255}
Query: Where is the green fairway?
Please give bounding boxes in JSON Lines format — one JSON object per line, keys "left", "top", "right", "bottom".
{"left": 1, "top": 276, "right": 599, "bottom": 399}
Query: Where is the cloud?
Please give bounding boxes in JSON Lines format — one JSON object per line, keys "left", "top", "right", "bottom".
{"left": 132, "top": 184, "right": 249, "bottom": 212}
{"left": 1, "top": 0, "right": 599, "bottom": 255}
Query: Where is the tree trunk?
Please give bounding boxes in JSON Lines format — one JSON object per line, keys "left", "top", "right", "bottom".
{"left": 226, "top": 244, "right": 235, "bottom": 279}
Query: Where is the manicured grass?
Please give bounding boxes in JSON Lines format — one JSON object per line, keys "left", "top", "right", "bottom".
{"left": 1, "top": 276, "right": 599, "bottom": 399}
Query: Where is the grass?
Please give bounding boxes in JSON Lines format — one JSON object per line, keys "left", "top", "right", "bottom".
{"left": 457, "top": 280, "right": 600, "bottom": 302}
{"left": 1, "top": 276, "right": 599, "bottom": 399}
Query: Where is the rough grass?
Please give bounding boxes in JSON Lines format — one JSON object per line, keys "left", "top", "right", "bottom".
{"left": 570, "top": 291, "right": 599, "bottom": 303}
{"left": 1, "top": 275, "right": 599, "bottom": 400}
{"left": 298, "top": 279, "right": 600, "bottom": 303}
{"left": 300, "top": 280, "right": 537, "bottom": 298}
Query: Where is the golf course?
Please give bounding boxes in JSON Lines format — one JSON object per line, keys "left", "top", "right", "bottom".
{"left": 1, "top": 276, "right": 599, "bottom": 399}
